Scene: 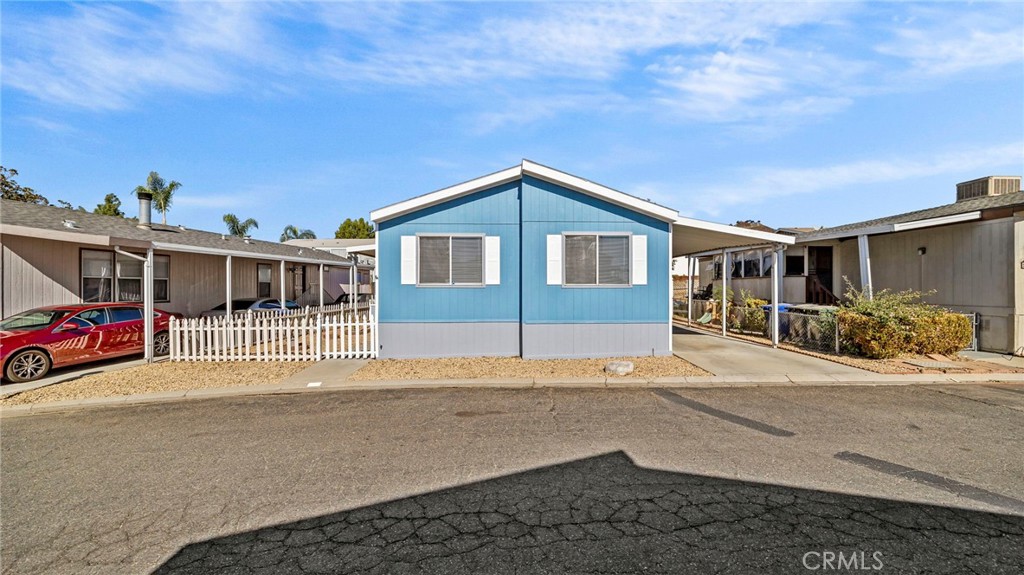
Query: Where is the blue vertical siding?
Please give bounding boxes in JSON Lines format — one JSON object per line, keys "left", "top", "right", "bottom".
{"left": 520, "top": 176, "right": 670, "bottom": 324}
{"left": 378, "top": 181, "right": 521, "bottom": 323}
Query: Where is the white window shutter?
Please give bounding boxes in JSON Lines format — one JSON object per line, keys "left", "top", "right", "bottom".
{"left": 400, "top": 236, "right": 417, "bottom": 285}
{"left": 546, "top": 235, "right": 562, "bottom": 285}
{"left": 485, "top": 236, "right": 501, "bottom": 285}
{"left": 631, "top": 235, "right": 647, "bottom": 285}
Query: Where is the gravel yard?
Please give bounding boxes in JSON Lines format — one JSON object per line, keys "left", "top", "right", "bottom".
{"left": 349, "top": 355, "right": 710, "bottom": 380}
{"left": 0, "top": 362, "right": 312, "bottom": 406}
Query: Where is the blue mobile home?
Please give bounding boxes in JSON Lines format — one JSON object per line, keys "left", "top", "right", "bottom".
{"left": 371, "top": 161, "right": 679, "bottom": 359}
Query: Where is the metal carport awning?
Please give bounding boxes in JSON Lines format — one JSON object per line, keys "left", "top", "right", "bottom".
{"left": 671, "top": 216, "right": 795, "bottom": 257}
{"left": 671, "top": 217, "right": 795, "bottom": 348}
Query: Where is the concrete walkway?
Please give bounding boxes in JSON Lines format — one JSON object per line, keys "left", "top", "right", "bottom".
{"left": 672, "top": 326, "right": 866, "bottom": 375}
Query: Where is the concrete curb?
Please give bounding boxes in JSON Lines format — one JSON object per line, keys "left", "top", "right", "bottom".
{"left": 2, "top": 372, "right": 1022, "bottom": 418}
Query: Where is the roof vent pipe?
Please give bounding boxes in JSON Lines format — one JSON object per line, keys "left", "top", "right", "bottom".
{"left": 137, "top": 191, "right": 153, "bottom": 229}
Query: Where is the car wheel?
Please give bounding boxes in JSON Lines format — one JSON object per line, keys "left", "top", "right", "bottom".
{"left": 154, "top": 332, "right": 171, "bottom": 356}
{"left": 5, "top": 349, "right": 52, "bottom": 383}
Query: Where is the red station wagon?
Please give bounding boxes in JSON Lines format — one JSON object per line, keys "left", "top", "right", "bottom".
{"left": 0, "top": 303, "right": 180, "bottom": 383}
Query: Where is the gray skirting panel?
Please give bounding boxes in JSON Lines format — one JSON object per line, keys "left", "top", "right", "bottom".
{"left": 379, "top": 322, "right": 520, "bottom": 359}
{"left": 521, "top": 323, "right": 671, "bottom": 359}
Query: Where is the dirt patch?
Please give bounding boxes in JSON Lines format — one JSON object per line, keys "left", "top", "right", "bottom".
{"left": 1, "top": 361, "right": 313, "bottom": 406}
{"left": 349, "top": 355, "right": 710, "bottom": 381}
{"left": 677, "top": 321, "right": 1024, "bottom": 375}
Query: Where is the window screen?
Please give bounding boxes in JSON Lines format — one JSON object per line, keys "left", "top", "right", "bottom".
{"left": 451, "top": 237, "right": 483, "bottom": 284}
{"left": 418, "top": 237, "right": 452, "bottom": 284}
{"left": 564, "top": 235, "right": 597, "bottom": 285}
{"left": 418, "top": 236, "right": 483, "bottom": 286}
{"left": 598, "top": 236, "right": 629, "bottom": 285}
{"left": 564, "top": 234, "right": 629, "bottom": 286}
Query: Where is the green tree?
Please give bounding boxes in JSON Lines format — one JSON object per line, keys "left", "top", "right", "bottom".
{"left": 223, "top": 213, "right": 259, "bottom": 237}
{"left": 94, "top": 193, "right": 125, "bottom": 217}
{"left": 1, "top": 166, "right": 49, "bottom": 205}
{"left": 57, "top": 199, "right": 86, "bottom": 212}
{"left": 280, "top": 225, "right": 316, "bottom": 242}
{"left": 133, "top": 171, "right": 181, "bottom": 225}
{"left": 334, "top": 217, "right": 375, "bottom": 239}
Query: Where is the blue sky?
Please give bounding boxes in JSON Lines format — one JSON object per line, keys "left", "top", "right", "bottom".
{"left": 2, "top": 1, "right": 1022, "bottom": 242}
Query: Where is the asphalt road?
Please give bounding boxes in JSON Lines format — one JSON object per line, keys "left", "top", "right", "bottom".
{"left": 2, "top": 384, "right": 1023, "bottom": 574}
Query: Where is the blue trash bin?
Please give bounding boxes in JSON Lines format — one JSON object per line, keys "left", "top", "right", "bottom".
{"left": 762, "top": 304, "right": 791, "bottom": 337}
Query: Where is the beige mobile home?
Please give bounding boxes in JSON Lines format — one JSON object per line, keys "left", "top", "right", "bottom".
{"left": 1, "top": 198, "right": 372, "bottom": 319}
{"left": 697, "top": 176, "right": 1023, "bottom": 354}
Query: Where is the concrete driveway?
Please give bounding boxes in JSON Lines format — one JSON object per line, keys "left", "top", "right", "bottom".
{"left": 672, "top": 326, "right": 866, "bottom": 376}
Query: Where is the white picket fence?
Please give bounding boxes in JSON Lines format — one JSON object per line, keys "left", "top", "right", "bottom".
{"left": 169, "top": 306, "right": 376, "bottom": 361}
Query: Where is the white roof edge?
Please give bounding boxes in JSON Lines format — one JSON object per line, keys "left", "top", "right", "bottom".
{"left": 522, "top": 160, "right": 679, "bottom": 222}
{"left": 799, "top": 211, "right": 982, "bottom": 242}
{"left": 370, "top": 165, "right": 522, "bottom": 223}
{"left": 798, "top": 224, "right": 893, "bottom": 242}
{"left": 344, "top": 243, "right": 376, "bottom": 256}
{"left": 370, "top": 160, "right": 680, "bottom": 223}
{"left": 673, "top": 216, "right": 796, "bottom": 245}
{"left": 150, "top": 241, "right": 353, "bottom": 266}
{"left": 891, "top": 211, "right": 981, "bottom": 232}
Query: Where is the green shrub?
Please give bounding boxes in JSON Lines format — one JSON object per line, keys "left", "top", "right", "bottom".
{"left": 837, "top": 310, "right": 913, "bottom": 358}
{"left": 837, "top": 280, "right": 972, "bottom": 358}
{"left": 911, "top": 314, "right": 973, "bottom": 356}
{"left": 738, "top": 290, "right": 768, "bottom": 334}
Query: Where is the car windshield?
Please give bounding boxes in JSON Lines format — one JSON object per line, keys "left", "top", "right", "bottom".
{"left": 0, "top": 309, "right": 70, "bottom": 331}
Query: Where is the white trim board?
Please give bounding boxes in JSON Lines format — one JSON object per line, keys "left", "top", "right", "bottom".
{"left": 370, "top": 160, "right": 679, "bottom": 224}
{"left": 800, "top": 211, "right": 982, "bottom": 241}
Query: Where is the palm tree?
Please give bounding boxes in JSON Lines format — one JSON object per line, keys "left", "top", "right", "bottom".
{"left": 133, "top": 171, "right": 181, "bottom": 225}
{"left": 223, "top": 213, "right": 259, "bottom": 237}
{"left": 280, "top": 225, "right": 316, "bottom": 242}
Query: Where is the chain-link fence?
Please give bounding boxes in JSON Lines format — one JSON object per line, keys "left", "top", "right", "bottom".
{"left": 777, "top": 310, "right": 839, "bottom": 354}
{"left": 678, "top": 301, "right": 979, "bottom": 356}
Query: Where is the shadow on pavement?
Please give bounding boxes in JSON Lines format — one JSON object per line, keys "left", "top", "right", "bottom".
{"left": 155, "top": 452, "right": 1023, "bottom": 574}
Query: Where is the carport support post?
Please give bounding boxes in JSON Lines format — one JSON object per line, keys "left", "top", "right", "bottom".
{"left": 722, "top": 250, "right": 729, "bottom": 337}
{"left": 279, "top": 260, "right": 287, "bottom": 309}
{"left": 144, "top": 248, "right": 154, "bottom": 362}
{"left": 686, "top": 257, "right": 694, "bottom": 327}
{"left": 770, "top": 248, "right": 779, "bottom": 348}
{"left": 319, "top": 264, "right": 325, "bottom": 307}
{"left": 858, "top": 234, "right": 873, "bottom": 300}
{"left": 225, "top": 255, "right": 232, "bottom": 316}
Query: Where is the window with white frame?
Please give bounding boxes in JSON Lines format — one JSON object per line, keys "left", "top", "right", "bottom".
{"left": 257, "top": 264, "right": 272, "bottom": 298}
{"left": 418, "top": 235, "right": 483, "bottom": 285}
{"left": 81, "top": 249, "right": 169, "bottom": 303}
{"left": 564, "top": 234, "right": 629, "bottom": 286}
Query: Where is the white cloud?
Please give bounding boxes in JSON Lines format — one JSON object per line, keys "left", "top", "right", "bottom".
{"left": 669, "top": 141, "right": 1024, "bottom": 217}
{"left": 5, "top": 1, "right": 1020, "bottom": 131}
{"left": 3, "top": 2, "right": 280, "bottom": 110}
{"left": 313, "top": 2, "right": 841, "bottom": 87}
{"left": 877, "top": 8, "right": 1024, "bottom": 76}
